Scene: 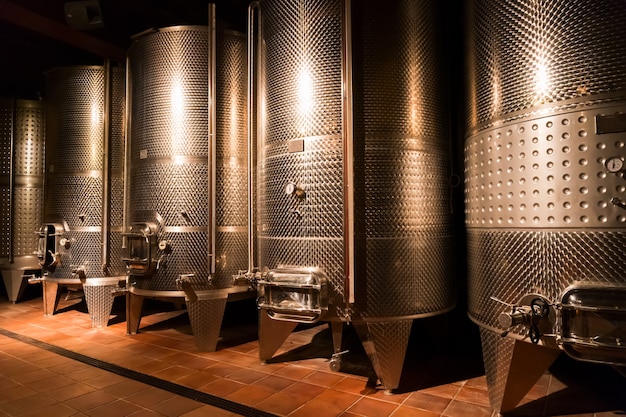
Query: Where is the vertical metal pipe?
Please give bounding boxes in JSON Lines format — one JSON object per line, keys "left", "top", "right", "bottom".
{"left": 101, "top": 59, "right": 111, "bottom": 273}
{"left": 247, "top": 1, "right": 260, "bottom": 274}
{"left": 341, "top": 0, "right": 354, "bottom": 305}
{"left": 122, "top": 57, "right": 131, "bottom": 251}
{"left": 208, "top": 3, "right": 217, "bottom": 275}
{"left": 7, "top": 98, "right": 15, "bottom": 264}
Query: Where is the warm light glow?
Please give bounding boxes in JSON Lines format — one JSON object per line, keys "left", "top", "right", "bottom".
{"left": 90, "top": 102, "right": 101, "bottom": 167}
{"left": 298, "top": 68, "right": 314, "bottom": 115}
{"left": 297, "top": 66, "right": 314, "bottom": 134}
{"left": 171, "top": 76, "right": 185, "bottom": 163}
{"left": 534, "top": 61, "right": 550, "bottom": 100}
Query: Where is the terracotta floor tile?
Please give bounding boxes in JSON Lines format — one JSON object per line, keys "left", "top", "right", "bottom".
{"left": 146, "top": 395, "right": 203, "bottom": 417}
{"left": 391, "top": 405, "right": 440, "bottom": 417}
{"left": 101, "top": 379, "right": 151, "bottom": 398}
{"left": 225, "top": 368, "right": 268, "bottom": 384}
{"left": 442, "top": 399, "right": 492, "bottom": 417}
{"left": 454, "top": 385, "right": 490, "bottom": 407}
{"left": 333, "top": 376, "right": 373, "bottom": 395}
{"left": 62, "top": 389, "right": 119, "bottom": 411}
{"left": 123, "top": 387, "right": 177, "bottom": 408}
{"left": 289, "top": 398, "right": 344, "bottom": 417}
{"left": 0, "top": 385, "right": 38, "bottom": 404}
{"left": 280, "top": 381, "right": 327, "bottom": 402}
{"left": 1, "top": 394, "right": 57, "bottom": 415}
{"left": 273, "top": 365, "right": 316, "bottom": 381}
{"left": 65, "top": 366, "right": 109, "bottom": 383}
{"left": 403, "top": 391, "right": 452, "bottom": 414}
{"left": 312, "top": 388, "right": 360, "bottom": 411}
{"left": 252, "top": 374, "right": 297, "bottom": 393}
{"left": 17, "top": 402, "right": 78, "bottom": 417}
{"left": 176, "top": 370, "right": 220, "bottom": 389}
{"left": 27, "top": 374, "right": 77, "bottom": 393}
{"left": 225, "top": 384, "right": 275, "bottom": 406}
{"left": 82, "top": 372, "right": 129, "bottom": 389}
{"left": 178, "top": 404, "right": 239, "bottom": 417}
{"left": 45, "top": 382, "right": 97, "bottom": 402}
{"left": 132, "top": 359, "right": 174, "bottom": 375}
{"left": 204, "top": 362, "right": 244, "bottom": 378}
{"left": 346, "top": 397, "right": 400, "bottom": 417}
{"left": 199, "top": 377, "right": 246, "bottom": 397}
{"left": 151, "top": 364, "right": 195, "bottom": 381}
{"left": 255, "top": 392, "right": 305, "bottom": 415}
{"left": 419, "top": 383, "right": 462, "bottom": 399}
{"left": 302, "top": 370, "right": 345, "bottom": 388}
{"left": 125, "top": 408, "right": 166, "bottom": 417}
{"left": 80, "top": 399, "right": 143, "bottom": 417}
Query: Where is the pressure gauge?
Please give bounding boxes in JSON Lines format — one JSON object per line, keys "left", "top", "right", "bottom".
{"left": 605, "top": 156, "right": 624, "bottom": 173}
{"left": 285, "top": 182, "right": 297, "bottom": 195}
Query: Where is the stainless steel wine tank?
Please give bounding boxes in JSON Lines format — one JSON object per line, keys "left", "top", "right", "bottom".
{"left": 0, "top": 98, "right": 44, "bottom": 302}
{"left": 125, "top": 20, "right": 251, "bottom": 351}
{"left": 253, "top": 0, "right": 455, "bottom": 391}
{"left": 465, "top": 0, "right": 626, "bottom": 412}
{"left": 41, "top": 65, "right": 126, "bottom": 317}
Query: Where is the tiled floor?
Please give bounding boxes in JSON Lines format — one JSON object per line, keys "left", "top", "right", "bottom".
{"left": 0, "top": 284, "right": 624, "bottom": 417}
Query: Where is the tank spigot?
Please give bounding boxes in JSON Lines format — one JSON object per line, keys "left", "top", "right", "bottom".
{"left": 71, "top": 266, "right": 86, "bottom": 280}
{"left": 329, "top": 350, "right": 349, "bottom": 372}
{"left": 498, "top": 307, "right": 531, "bottom": 328}
{"left": 611, "top": 197, "right": 626, "bottom": 210}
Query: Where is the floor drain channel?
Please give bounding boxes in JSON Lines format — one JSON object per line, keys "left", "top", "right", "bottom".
{"left": 0, "top": 327, "right": 279, "bottom": 417}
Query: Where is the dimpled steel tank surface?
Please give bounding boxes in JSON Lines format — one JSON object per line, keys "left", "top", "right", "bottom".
{"left": 41, "top": 65, "right": 126, "bottom": 320}
{"left": 0, "top": 98, "right": 44, "bottom": 303}
{"left": 253, "top": 0, "right": 455, "bottom": 391}
{"left": 125, "top": 23, "right": 251, "bottom": 351}
{"left": 464, "top": 0, "right": 626, "bottom": 412}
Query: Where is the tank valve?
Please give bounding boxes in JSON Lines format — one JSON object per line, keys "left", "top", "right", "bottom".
{"left": 329, "top": 350, "right": 349, "bottom": 372}
{"left": 71, "top": 266, "right": 86, "bottom": 281}
{"left": 498, "top": 307, "right": 531, "bottom": 328}
{"left": 610, "top": 197, "right": 626, "bottom": 210}
{"left": 158, "top": 240, "right": 172, "bottom": 252}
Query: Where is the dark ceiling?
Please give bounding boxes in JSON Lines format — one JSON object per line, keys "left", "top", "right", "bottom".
{"left": 0, "top": 0, "right": 251, "bottom": 99}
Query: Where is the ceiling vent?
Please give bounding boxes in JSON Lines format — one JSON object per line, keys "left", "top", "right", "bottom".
{"left": 64, "top": 0, "right": 104, "bottom": 30}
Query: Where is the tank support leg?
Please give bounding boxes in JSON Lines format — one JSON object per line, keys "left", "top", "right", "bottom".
{"left": 42, "top": 280, "right": 62, "bottom": 316}
{"left": 480, "top": 327, "right": 561, "bottom": 413}
{"left": 329, "top": 321, "right": 346, "bottom": 372}
{"left": 1, "top": 270, "right": 28, "bottom": 303}
{"left": 258, "top": 310, "right": 297, "bottom": 362}
{"left": 187, "top": 297, "right": 227, "bottom": 352}
{"left": 354, "top": 320, "right": 413, "bottom": 392}
{"left": 126, "top": 292, "right": 144, "bottom": 335}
